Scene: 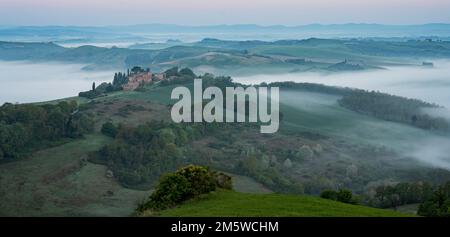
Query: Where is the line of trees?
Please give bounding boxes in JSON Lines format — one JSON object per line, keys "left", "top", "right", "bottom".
{"left": 112, "top": 72, "right": 129, "bottom": 86}
{"left": 79, "top": 71, "right": 129, "bottom": 99}
{"left": 366, "top": 182, "right": 435, "bottom": 209}
{"left": 338, "top": 90, "right": 450, "bottom": 131}
{"left": 264, "top": 81, "right": 450, "bottom": 131}
{"left": 267, "top": 81, "right": 352, "bottom": 95}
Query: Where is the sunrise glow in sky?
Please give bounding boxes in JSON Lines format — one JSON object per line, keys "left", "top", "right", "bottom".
{"left": 1, "top": 0, "right": 450, "bottom": 26}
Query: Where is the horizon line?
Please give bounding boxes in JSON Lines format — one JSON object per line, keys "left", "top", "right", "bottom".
{"left": 2, "top": 22, "right": 450, "bottom": 28}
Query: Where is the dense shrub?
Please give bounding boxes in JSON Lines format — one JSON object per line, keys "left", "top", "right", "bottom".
{"left": 141, "top": 165, "right": 232, "bottom": 211}
{"left": 177, "top": 165, "right": 217, "bottom": 195}
{"left": 144, "top": 173, "right": 192, "bottom": 210}
{"left": 320, "top": 190, "right": 338, "bottom": 200}
{"left": 336, "top": 189, "right": 355, "bottom": 204}
{"left": 216, "top": 172, "right": 233, "bottom": 190}
{"left": 320, "top": 189, "right": 359, "bottom": 205}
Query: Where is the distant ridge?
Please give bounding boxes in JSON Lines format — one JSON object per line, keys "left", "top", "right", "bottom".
{"left": 1, "top": 23, "right": 450, "bottom": 38}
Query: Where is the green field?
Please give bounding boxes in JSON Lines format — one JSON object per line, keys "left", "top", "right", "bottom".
{"left": 227, "top": 173, "right": 273, "bottom": 194}
{"left": 152, "top": 190, "right": 414, "bottom": 217}
{"left": 0, "top": 134, "right": 149, "bottom": 216}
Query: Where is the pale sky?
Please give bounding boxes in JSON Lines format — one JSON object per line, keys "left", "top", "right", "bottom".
{"left": 1, "top": 0, "right": 450, "bottom": 26}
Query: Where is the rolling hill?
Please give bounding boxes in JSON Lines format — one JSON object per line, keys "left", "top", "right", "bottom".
{"left": 2, "top": 73, "right": 450, "bottom": 216}
{"left": 147, "top": 190, "right": 413, "bottom": 217}
{"left": 2, "top": 37, "right": 450, "bottom": 74}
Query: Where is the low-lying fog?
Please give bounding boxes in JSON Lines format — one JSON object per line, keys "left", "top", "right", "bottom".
{"left": 280, "top": 91, "right": 450, "bottom": 170}
{"left": 235, "top": 60, "right": 450, "bottom": 108}
{"left": 3, "top": 59, "right": 450, "bottom": 169}
{"left": 235, "top": 63, "right": 450, "bottom": 169}
{"left": 0, "top": 61, "right": 114, "bottom": 104}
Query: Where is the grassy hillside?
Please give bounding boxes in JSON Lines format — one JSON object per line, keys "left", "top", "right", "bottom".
{"left": 0, "top": 134, "right": 149, "bottom": 216}
{"left": 150, "top": 190, "right": 413, "bottom": 217}
{"left": 72, "top": 81, "right": 450, "bottom": 193}
{"left": 3, "top": 77, "right": 449, "bottom": 216}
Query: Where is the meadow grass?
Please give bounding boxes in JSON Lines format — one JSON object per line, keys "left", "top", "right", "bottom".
{"left": 0, "top": 134, "right": 149, "bottom": 216}
{"left": 157, "top": 190, "right": 415, "bottom": 217}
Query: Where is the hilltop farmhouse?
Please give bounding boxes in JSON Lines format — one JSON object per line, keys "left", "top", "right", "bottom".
{"left": 122, "top": 71, "right": 152, "bottom": 91}
{"left": 122, "top": 67, "right": 166, "bottom": 91}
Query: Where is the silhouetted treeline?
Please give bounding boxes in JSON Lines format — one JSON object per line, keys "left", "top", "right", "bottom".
{"left": 79, "top": 71, "right": 128, "bottom": 99}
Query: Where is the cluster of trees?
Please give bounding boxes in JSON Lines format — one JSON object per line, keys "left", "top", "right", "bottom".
{"left": 160, "top": 67, "right": 197, "bottom": 86}
{"left": 113, "top": 71, "right": 129, "bottom": 86}
{"left": 80, "top": 66, "right": 153, "bottom": 99}
{"left": 235, "top": 150, "right": 305, "bottom": 195}
{"left": 165, "top": 66, "right": 195, "bottom": 78}
{"left": 94, "top": 121, "right": 207, "bottom": 187}
{"left": 137, "top": 165, "right": 232, "bottom": 212}
{"left": 366, "top": 182, "right": 434, "bottom": 208}
{"left": 0, "top": 101, "right": 94, "bottom": 160}
{"left": 96, "top": 68, "right": 150, "bottom": 93}
{"left": 161, "top": 66, "right": 238, "bottom": 88}
{"left": 79, "top": 70, "right": 130, "bottom": 99}
{"left": 338, "top": 90, "right": 449, "bottom": 131}
{"left": 320, "top": 189, "right": 359, "bottom": 204}
{"left": 201, "top": 73, "right": 238, "bottom": 89}
{"left": 130, "top": 66, "right": 149, "bottom": 75}
{"left": 418, "top": 182, "right": 450, "bottom": 217}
